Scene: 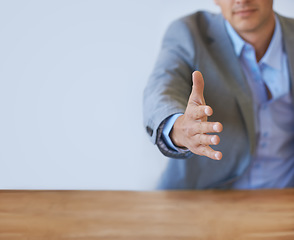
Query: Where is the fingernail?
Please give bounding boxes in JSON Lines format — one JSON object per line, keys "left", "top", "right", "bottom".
{"left": 205, "top": 107, "right": 211, "bottom": 116}
{"left": 213, "top": 124, "right": 219, "bottom": 132}
{"left": 215, "top": 152, "right": 222, "bottom": 160}
{"left": 211, "top": 136, "right": 218, "bottom": 144}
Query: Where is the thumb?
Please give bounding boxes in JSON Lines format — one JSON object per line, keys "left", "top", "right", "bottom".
{"left": 189, "top": 71, "right": 205, "bottom": 105}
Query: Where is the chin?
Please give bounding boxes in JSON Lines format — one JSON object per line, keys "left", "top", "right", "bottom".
{"left": 233, "top": 20, "right": 259, "bottom": 33}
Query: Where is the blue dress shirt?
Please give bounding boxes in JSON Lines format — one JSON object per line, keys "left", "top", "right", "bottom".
{"left": 162, "top": 16, "right": 294, "bottom": 189}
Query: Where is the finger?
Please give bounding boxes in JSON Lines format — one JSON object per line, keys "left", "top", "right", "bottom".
{"left": 192, "top": 134, "right": 220, "bottom": 146}
{"left": 187, "top": 122, "right": 223, "bottom": 135}
{"left": 188, "top": 71, "right": 205, "bottom": 106}
{"left": 192, "top": 145, "right": 223, "bottom": 160}
{"left": 186, "top": 105, "right": 213, "bottom": 120}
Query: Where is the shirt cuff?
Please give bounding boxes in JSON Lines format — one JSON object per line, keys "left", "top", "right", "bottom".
{"left": 162, "top": 113, "right": 189, "bottom": 153}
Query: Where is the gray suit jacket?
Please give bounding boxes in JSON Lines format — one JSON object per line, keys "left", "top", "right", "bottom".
{"left": 143, "top": 11, "right": 294, "bottom": 189}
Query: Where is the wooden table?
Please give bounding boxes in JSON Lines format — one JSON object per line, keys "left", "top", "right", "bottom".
{"left": 0, "top": 190, "right": 293, "bottom": 240}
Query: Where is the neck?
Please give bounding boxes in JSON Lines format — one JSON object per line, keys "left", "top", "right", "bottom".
{"left": 238, "top": 14, "right": 276, "bottom": 62}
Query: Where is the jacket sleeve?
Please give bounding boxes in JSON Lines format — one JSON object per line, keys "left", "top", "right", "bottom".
{"left": 143, "top": 17, "right": 197, "bottom": 159}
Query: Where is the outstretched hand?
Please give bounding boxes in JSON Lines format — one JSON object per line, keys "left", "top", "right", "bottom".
{"left": 170, "top": 71, "right": 223, "bottom": 160}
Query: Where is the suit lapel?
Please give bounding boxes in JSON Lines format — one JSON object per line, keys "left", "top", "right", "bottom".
{"left": 278, "top": 14, "right": 294, "bottom": 101}
{"left": 206, "top": 14, "right": 256, "bottom": 153}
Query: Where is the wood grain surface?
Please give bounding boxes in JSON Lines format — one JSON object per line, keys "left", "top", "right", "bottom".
{"left": 0, "top": 190, "right": 294, "bottom": 240}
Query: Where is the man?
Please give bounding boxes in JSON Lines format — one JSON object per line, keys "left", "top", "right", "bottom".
{"left": 143, "top": 0, "right": 294, "bottom": 189}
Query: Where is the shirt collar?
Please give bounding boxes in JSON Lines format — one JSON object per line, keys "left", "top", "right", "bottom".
{"left": 260, "top": 16, "right": 283, "bottom": 70}
{"left": 225, "top": 15, "right": 283, "bottom": 70}
{"left": 225, "top": 20, "right": 245, "bottom": 57}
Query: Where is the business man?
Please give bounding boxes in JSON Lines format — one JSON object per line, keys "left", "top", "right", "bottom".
{"left": 143, "top": 0, "right": 294, "bottom": 189}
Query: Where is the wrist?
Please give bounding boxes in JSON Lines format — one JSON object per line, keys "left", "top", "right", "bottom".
{"left": 170, "top": 117, "right": 186, "bottom": 148}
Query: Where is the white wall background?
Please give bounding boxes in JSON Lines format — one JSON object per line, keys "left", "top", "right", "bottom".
{"left": 0, "top": 0, "right": 293, "bottom": 190}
